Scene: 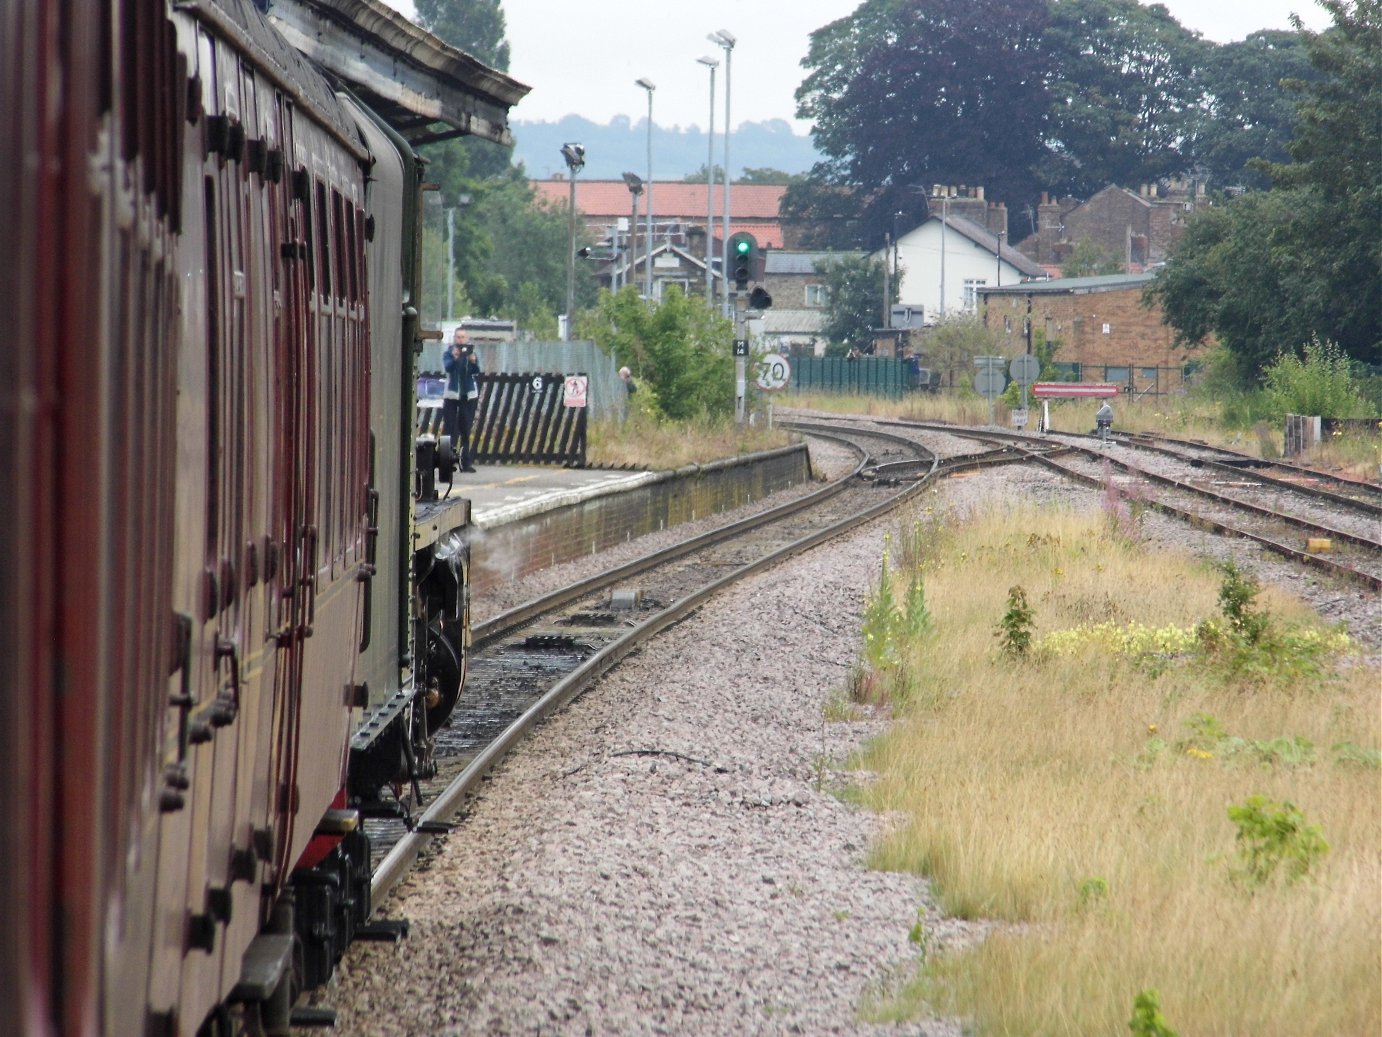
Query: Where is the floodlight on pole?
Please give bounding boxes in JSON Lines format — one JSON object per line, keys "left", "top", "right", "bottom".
{"left": 561, "top": 143, "right": 585, "bottom": 340}
{"left": 697, "top": 55, "right": 718, "bottom": 307}
{"left": 635, "top": 78, "right": 656, "bottom": 299}
{"left": 707, "top": 30, "right": 735, "bottom": 316}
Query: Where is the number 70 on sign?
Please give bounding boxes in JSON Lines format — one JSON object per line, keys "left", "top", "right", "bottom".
{"left": 755, "top": 353, "right": 791, "bottom": 392}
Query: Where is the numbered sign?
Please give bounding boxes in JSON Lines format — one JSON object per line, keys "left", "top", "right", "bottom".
{"left": 562, "top": 375, "right": 588, "bottom": 408}
{"left": 755, "top": 353, "right": 792, "bottom": 392}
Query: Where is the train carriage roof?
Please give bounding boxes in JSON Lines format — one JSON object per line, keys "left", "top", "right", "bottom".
{"left": 265, "top": 0, "right": 530, "bottom": 147}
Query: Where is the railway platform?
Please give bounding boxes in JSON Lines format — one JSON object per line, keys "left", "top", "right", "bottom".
{"left": 415, "top": 445, "right": 813, "bottom": 596}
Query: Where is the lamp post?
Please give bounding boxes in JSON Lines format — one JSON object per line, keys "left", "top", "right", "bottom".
{"left": 938, "top": 191, "right": 949, "bottom": 318}
{"left": 697, "top": 55, "right": 718, "bottom": 306}
{"left": 708, "top": 29, "right": 735, "bottom": 317}
{"left": 635, "top": 78, "right": 655, "bottom": 299}
{"left": 560, "top": 143, "right": 585, "bottom": 340}
{"left": 995, "top": 229, "right": 1005, "bottom": 288}
{"left": 621, "top": 171, "right": 642, "bottom": 295}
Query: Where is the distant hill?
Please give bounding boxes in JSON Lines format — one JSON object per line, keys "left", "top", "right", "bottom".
{"left": 511, "top": 115, "right": 822, "bottom": 182}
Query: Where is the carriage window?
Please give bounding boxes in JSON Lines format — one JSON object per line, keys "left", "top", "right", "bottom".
{"left": 332, "top": 189, "right": 348, "bottom": 302}
{"left": 346, "top": 205, "right": 361, "bottom": 302}
{"left": 315, "top": 181, "right": 331, "bottom": 300}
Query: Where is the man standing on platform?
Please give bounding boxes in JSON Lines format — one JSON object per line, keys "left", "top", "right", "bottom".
{"left": 443, "top": 326, "right": 481, "bottom": 472}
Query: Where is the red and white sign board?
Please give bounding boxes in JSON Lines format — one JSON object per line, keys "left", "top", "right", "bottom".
{"left": 563, "top": 375, "right": 588, "bottom": 408}
{"left": 1031, "top": 382, "right": 1120, "bottom": 398}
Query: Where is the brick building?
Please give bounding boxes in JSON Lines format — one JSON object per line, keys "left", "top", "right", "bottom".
{"left": 1014, "top": 181, "right": 1206, "bottom": 273}
{"left": 529, "top": 177, "right": 789, "bottom": 253}
{"left": 978, "top": 272, "right": 1212, "bottom": 394}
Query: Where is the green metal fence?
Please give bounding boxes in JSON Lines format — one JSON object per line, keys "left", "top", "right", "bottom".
{"left": 789, "top": 356, "right": 908, "bottom": 398}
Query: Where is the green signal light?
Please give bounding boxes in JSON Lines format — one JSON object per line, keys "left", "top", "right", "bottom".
{"left": 735, "top": 240, "right": 751, "bottom": 254}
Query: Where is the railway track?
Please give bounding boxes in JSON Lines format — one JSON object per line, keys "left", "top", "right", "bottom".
{"left": 362, "top": 426, "right": 949, "bottom": 906}
{"left": 798, "top": 415, "right": 1382, "bottom": 591}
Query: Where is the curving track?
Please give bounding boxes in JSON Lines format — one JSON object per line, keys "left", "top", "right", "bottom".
{"left": 365, "top": 426, "right": 942, "bottom": 905}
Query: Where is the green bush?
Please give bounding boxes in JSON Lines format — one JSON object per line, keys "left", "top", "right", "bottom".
{"left": 1262, "top": 338, "right": 1368, "bottom": 420}
{"left": 1227, "top": 795, "right": 1329, "bottom": 887}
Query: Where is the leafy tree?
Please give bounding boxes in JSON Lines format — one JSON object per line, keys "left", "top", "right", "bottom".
{"left": 419, "top": 223, "right": 473, "bottom": 325}
{"left": 1147, "top": 189, "right": 1324, "bottom": 378}
{"left": 796, "top": 0, "right": 1051, "bottom": 243}
{"left": 817, "top": 253, "right": 894, "bottom": 355}
{"left": 739, "top": 167, "right": 805, "bottom": 184}
{"left": 1194, "top": 30, "right": 1316, "bottom": 190}
{"left": 413, "top": 0, "right": 510, "bottom": 70}
{"left": 682, "top": 164, "right": 727, "bottom": 184}
{"left": 1265, "top": 0, "right": 1382, "bottom": 364}
{"left": 1061, "top": 239, "right": 1123, "bottom": 277}
{"left": 409, "top": 0, "right": 582, "bottom": 330}
{"left": 1040, "top": 0, "right": 1209, "bottom": 196}
{"left": 574, "top": 286, "right": 734, "bottom": 420}
{"left": 462, "top": 168, "right": 597, "bottom": 321}
{"left": 917, "top": 315, "right": 1006, "bottom": 388}
{"left": 1150, "top": 1, "right": 1382, "bottom": 374}
{"left": 780, "top": 177, "right": 870, "bottom": 251}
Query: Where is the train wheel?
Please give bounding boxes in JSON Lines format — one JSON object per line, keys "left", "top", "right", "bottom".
{"left": 423, "top": 624, "right": 462, "bottom": 733}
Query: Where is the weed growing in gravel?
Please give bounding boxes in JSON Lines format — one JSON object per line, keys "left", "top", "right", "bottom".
{"left": 856, "top": 534, "right": 933, "bottom": 706}
{"left": 995, "top": 586, "right": 1035, "bottom": 658}
{"left": 849, "top": 502, "right": 1379, "bottom": 1036}
{"left": 1128, "top": 989, "right": 1179, "bottom": 1037}
{"left": 1227, "top": 795, "right": 1330, "bottom": 888}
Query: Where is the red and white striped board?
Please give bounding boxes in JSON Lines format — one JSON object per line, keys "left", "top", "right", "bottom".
{"left": 1031, "top": 382, "right": 1121, "bottom": 398}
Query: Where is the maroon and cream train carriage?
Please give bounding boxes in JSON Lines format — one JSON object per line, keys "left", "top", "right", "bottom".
{"left": 0, "top": 1, "right": 527, "bottom": 1035}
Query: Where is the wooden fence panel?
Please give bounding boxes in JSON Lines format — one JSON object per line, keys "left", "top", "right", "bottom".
{"left": 471, "top": 372, "right": 587, "bottom": 467}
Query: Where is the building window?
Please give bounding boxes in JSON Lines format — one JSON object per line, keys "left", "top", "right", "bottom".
{"left": 657, "top": 278, "right": 689, "bottom": 301}
{"left": 963, "top": 278, "right": 987, "bottom": 310}
{"left": 805, "top": 283, "right": 830, "bottom": 307}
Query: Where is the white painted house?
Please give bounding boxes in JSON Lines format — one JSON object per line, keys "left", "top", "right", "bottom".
{"left": 879, "top": 215, "right": 1047, "bottom": 322}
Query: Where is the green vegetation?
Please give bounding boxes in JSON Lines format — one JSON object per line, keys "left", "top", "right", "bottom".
{"left": 846, "top": 503, "right": 1378, "bottom": 1035}
{"left": 1149, "top": 1, "right": 1380, "bottom": 372}
{"left": 817, "top": 253, "right": 896, "bottom": 356}
{"left": 1227, "top": 795, "right": 1330, "bottom": 888}
{"left": 575, "top": 285, "right": 733, "bottom": 422}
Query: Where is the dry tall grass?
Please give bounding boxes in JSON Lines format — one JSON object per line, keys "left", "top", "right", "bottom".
{"left": 586, "top": 413, "right": 792, "bottom": 469}
{"left": 850, "top": 504, "right": 1380, "bottom": 1035}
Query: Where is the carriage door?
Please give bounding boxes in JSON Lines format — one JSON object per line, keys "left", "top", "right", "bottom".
{"left": 266, "top": 102, "right": 315, "bottom": 883}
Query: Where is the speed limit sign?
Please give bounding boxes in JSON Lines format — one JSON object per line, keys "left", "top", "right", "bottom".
{"left": 755, "top": 353, "right": 791, "bottom": 391}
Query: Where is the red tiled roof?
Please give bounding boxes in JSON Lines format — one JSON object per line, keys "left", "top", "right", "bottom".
{"left": 530, "top": 179, "right": 787, "bottom": 221}
{"left": 715, "top": 222, "right": 784, "bottom": 249}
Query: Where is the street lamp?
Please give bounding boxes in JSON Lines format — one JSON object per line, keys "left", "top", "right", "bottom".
{"left": 708, "top": 30, "right": 735, "bottom": 317}
{"left": 697, "top": 55, "right": 719, "bottom": 306}
{"left": 561, "top": 143, "right": 585, "bottom": 340}
{"left": 635, "top": 78, "right": 656, "bottom": 299}
{"left": 621, "top": 171, "right": 643, "bottom": 294}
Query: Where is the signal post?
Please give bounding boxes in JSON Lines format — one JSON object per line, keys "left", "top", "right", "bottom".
{"left": 727, "top": 231, "right": 772, "bottom": 423}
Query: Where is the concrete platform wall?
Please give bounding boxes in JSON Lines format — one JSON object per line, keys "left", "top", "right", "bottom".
{"left": 467, "top": 444, "right": 812, "bottom": 595}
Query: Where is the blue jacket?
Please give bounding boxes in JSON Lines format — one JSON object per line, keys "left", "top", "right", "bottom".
{"left": 443, "top": 348, "right": 480, "bottom": 398}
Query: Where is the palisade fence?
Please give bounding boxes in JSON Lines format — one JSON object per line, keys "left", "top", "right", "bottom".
{"left": 417, "top": 339, "right": 626, "bottom": 467}
{"left": 788, "top": 356, "right": 909, "bottom": 397}
{"left": 783, "top": 358, "right": 1203, "bottom": 397}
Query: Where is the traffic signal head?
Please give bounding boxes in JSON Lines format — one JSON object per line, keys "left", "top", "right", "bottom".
{"left": 728, "top": 231, "right": 757, "bottom": 289}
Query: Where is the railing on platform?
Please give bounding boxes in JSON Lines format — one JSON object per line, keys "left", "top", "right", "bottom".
{"left": 417, "top": 372, "right": 588, "bottom": 467}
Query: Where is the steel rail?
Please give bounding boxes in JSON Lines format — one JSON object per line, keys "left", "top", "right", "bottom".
{"left": 901, "top": 422, "right": 1382, "bottom": 591}
{"left": 372, "top": 428, "right": 939, "bottom": 902}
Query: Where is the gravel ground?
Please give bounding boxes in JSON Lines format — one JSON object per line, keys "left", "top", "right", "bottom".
{"left": 308, "top": 428, "right": 1379, "bottom": 1036}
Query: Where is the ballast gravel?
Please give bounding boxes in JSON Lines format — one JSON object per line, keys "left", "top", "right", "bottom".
{"left": 307, "top": 427, "right": 1378, "bottom": 1037}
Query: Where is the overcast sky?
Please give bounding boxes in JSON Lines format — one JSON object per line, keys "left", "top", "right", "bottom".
{"left": 384, "top": 0, "right": 1333, "bottom": 130}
